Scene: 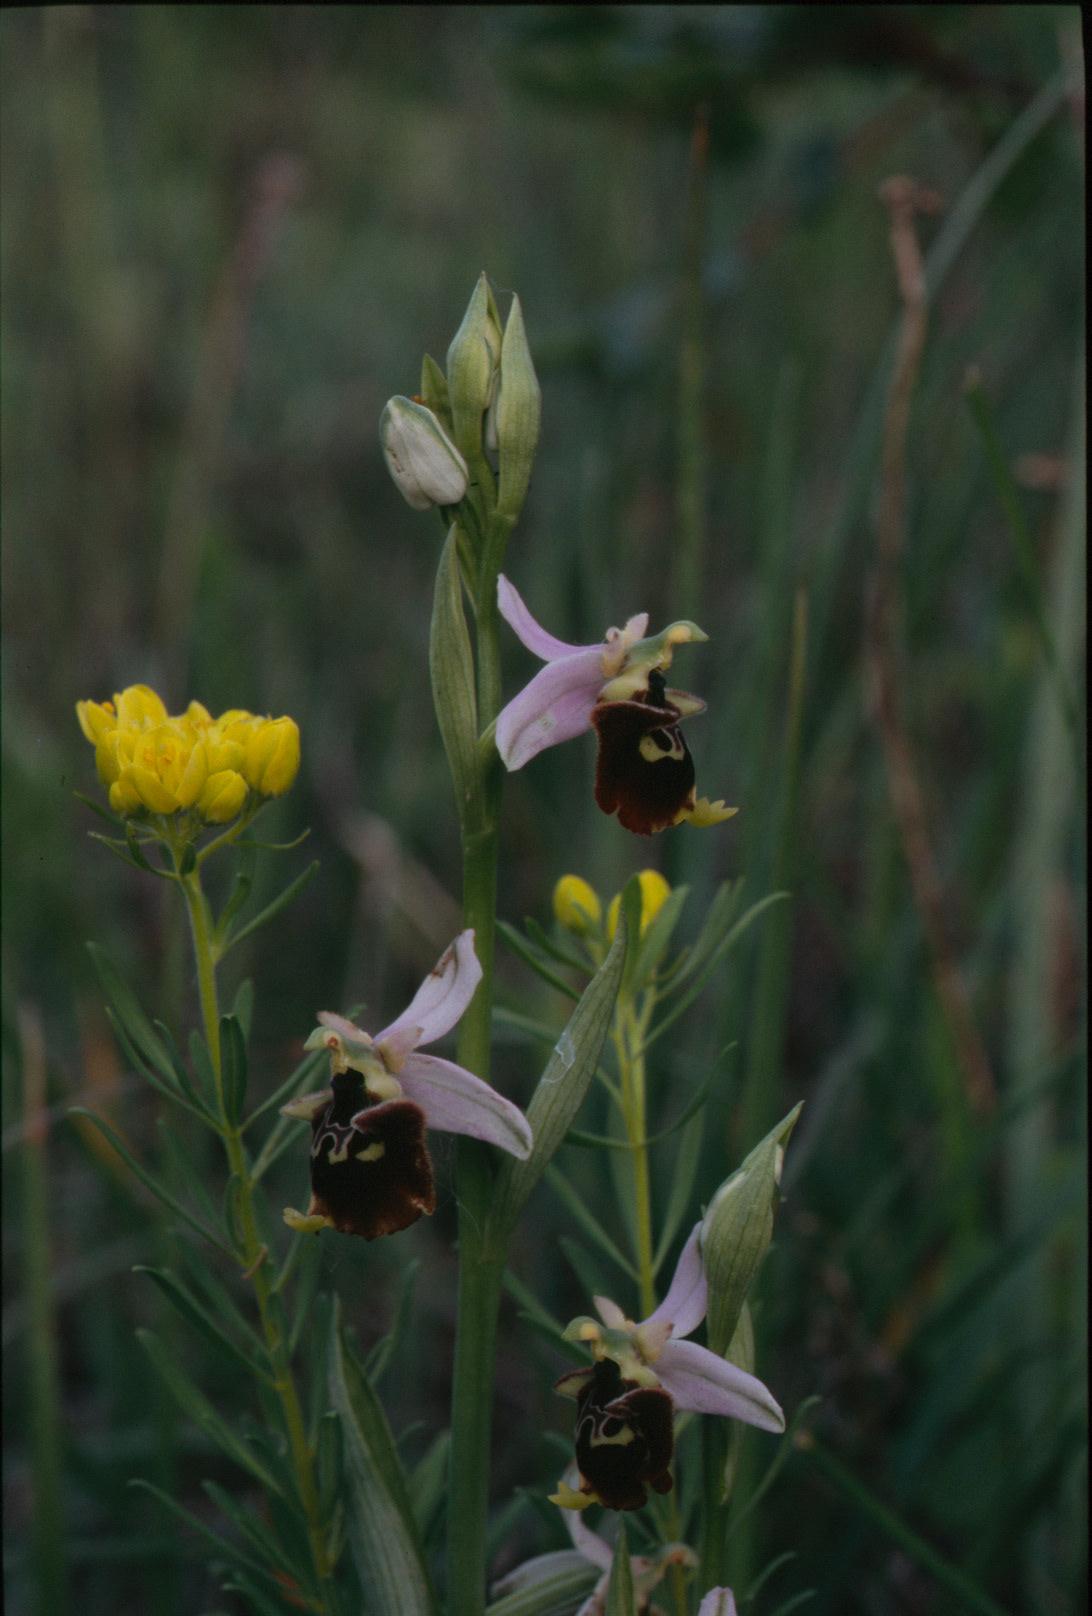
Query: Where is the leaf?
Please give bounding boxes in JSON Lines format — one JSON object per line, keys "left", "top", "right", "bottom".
{"left": 365, "top": 1258, "right": 420, "bottom": 1386}
{"left": 153, "top": 1017, "right": 219, "bottom": 1118}
{"left": 243, "top": 1046, "right": 326, "bottom": 1133}
{"left": 220, "top": 1014, "right": 248, "bottom": 1127}
{"left": 409, "top": 1430, "right": 450, "bottom": 1545}
{"left": 644, "top": 891, "right": 790, "bottom": 1057}
{"left": 485, "top": 1563, "right": 599, "bottom": 1616}
{"left": 68, "top": 1107, "right": 237, "bottom": 1258}
{"left": 103, "top": 1004, "right": 212, "bottom": 1126}
{"left": 653, "top": 1104, "right": 707, "bottom": 1276}
{"left": 545, "top": 1165, "right": 638, "bottom": 1280}
{"left": 488, "top": 918, "right": 626, "bottom": 1242}
{"left": 429, "top": 524, "right": 482, "bottom": 827}
{"left": 214, "top": 841, "right": 257, "bottom": 945}
{"left": 137, "top": 1330, "right": 284, "bottom": 1497}
{"left": 703, "top": 1103, "right": 803, "bottom": 1355}
{"left": 201, "top": 1480, "right": 301, "bottom": 1587}
{"left": 328, "top": 1301, "right": 435, "bottom": 1616}
{"left": 87, "top": 943, "right": 175, "bottom": 1080}
{"left": 133, "top": 1266, "right": 270, "bottom": 1383}
{"left": 128, "top": 1478, "right": 274, "bottom": 1586}
{"left": 633, "top": 883, "right": 689, "bottom": 984}
{"left": 497, "top": 920, "right": 580, "bottom": 1001}
{"left": 619, "top": 875, "right": 644, "bottom": 997}
{"left": 524, "top": 916, "right": 591, "bottom": 974}
{"left": 606, "top": 1519, "right": 636, "bottom": 1616}
{"left": 232, "top": 979, "right": 255, "bottom": 1042}
{"left": 222, "top": 861, "right": 320, "bottom": 954}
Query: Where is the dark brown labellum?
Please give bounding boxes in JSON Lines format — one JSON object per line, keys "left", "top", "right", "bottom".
{"left": 592, "top": 693, "right": 696, "bottom": 836}
{"left": 571, "top": 1358, "right": 674, "bottom": 1510}
{"left": 306, "top": 1072, "right": 436, "bottom": 1238}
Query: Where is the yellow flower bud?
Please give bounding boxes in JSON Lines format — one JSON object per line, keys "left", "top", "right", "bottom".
{"left": 606, "top": 869, "right": 671, "bottom": 940}
{"left": 108, "top": 774, "right": 143, "bottom": 815}
{"left": 75, "top": 699, "right": 116, "bottom": 746}
{"left": 113, "top": 684, "right": 168, "bottom": 729}
{"left": 245, "top": 716, "right": 300, "bottom": 796}
{"left": 553, "top": 875, "right": 601, "bottom": 934}
{"left": 198, "top": 769, "right": 248, "bottom": 824}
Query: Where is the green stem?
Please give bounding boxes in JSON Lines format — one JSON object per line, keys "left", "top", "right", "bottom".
{"left": 447, "top": 504, "right": 510, "bottom": 1612}
{"left": 178, "top": 863, "right": 333, "bottom": 1613}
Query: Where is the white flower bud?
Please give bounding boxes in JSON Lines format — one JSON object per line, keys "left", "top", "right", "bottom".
{"left": 380, "top": 396, "right": 469, "bottom": 511}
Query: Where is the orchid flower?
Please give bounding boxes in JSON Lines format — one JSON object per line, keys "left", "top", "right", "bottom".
{"left": 553, "top": 1223, "right": 784, "bottom": 1510}
{"left": 491, "top": 1464, "right": 697, "bottom": 1615}
{"left": 494, "top": 574, "right": 736, "bottom": 836}
{"left": 281, "top": 930, "right": 531, "bottom": 1239}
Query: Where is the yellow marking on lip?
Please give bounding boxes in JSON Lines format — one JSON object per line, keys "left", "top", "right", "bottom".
{"left": 355, "top": 1141, "right": 385, "bottom": 1163}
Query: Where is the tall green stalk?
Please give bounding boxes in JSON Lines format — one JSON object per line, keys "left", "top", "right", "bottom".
{"left": 177, "top": 860, "right": 333, "bottom": 1613}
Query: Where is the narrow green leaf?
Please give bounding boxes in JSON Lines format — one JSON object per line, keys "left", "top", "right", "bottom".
{"left": 410, "top": 1430, "right": 450, "bottom": 1544}
{"left": 703, "top": 1104, "right": 803, "bottom": 1355}
{"left": 128, "top": 1478, "right": 273, "bottom": 1585}
{"left": 366, "top": 1258, "right": 420, "bottom": 1386}
{"left": 201, "top": 1480, "right": 301, "bottom": 1588}
{"left": 232, "top": 979, "right": 255, "bottom": 1042}
{"left": 133, "top": 1267, "right": 270, "bottom": 1383}
{"left": 634, "top": 884, "right": 689, "bottom": 984}
{"left": 606, "top": 1519, "right": 636, "bottom": 1616}
{"left": 619, "top": 876, "right": 644, "bottom": 997}
{"left": 223, "top": 861, "right": 320, "bottom": 954}
{"left": 429, "top": 523, "right": 482, "bottom": 825}
{"left": 670, "top": 879, "right": 742, "bottom": 986}
{"left": 68, "top": 1108, "right": 236, "bottom": 1257}
{"left": 545, "top": 1165, "right": 638, "bottom": 1280}
{"left": 328, "top": 1301, "right": 435, "bottom": 1616}
{"left": 566, "top": 1066, "right": 719, "bottom": 1152}
{"left": 152, "top": 1018, "right": 218, "bottom": 1119}
{"left": 498, "top": 920, "right": 580, "bottom": 1001}
{"left": 243, "top": 1047, "right": 326, "bottom": 1133}
{"left": 137, "top": 1330, "right": 284, "bottom": 1497}
{"left": 485, "top": 1564, "right": 599, "bottom": 1616}
{"left": 653, "top": 1104, "right": 707, "bottom": 1276}
{"left": 214, "top": 841, "right": 257, "bottom": 945}
{"left": 524, "top": 916, "right": 592, "bottom": 974}
{"left": 644, "top": 892, "right": 790, "bottom": 1057}
{"left": 74, "top": 788, "right": 121, "bottom": 824}
{"left": 87, "top": 943, "right": 174, "bottom": 1080}
{"left": 489, "top": 919, "right": 626, "bottom": 1242}
{"left": 220, "top": 1014, "right": 248, "bottom": 1127}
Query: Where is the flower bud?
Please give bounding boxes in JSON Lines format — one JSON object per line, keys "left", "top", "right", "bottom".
{"left": 495, "top": 293, "right": 541, "bottom": 521}
{"left": 245, "top": 716, "right": 300, "bottom": 796}
{"left": 553, "top": 874, "right": 601, "bottom": 934}
{"left": 198, "top": 769, "right": 248, "bottom": 824}
{"left": 380, "top": 396, "right": 469, "bottom": 511}
{"left": 606, "top": 869, "right": 670, "bottom": 939}
{"left": 113, "top": 684, "right": 168, "bottom": 729}
{"left": 445, "top": 272, "right": 502, "bottom": 460}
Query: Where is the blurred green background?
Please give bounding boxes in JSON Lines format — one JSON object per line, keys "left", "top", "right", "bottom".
{"left": 2, "top": 6, "right": 1085, "bottom": 1615}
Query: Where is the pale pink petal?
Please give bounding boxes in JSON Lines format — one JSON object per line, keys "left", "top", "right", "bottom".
{"left": 495, "top": 649, "right": 605, "bottom": 770}
{"left": 698, "top": 1590, "right": 739, "bottom": 1616}
{"left": 643, "top": 1222, "right": 707, "bottom": 1340}
{"left": 398, "top": 1052, "right": 532, "bottom": 1158}
{"left": 564, "top": 1504, "right": 614, "bottom": 1572}
{"left": 374, "top": 930, "right": 482, "bottom": 1051}
{"left": 654, "top": 1339, "right": 785, "bottom": 1431}
{"left": 498, "top": 574, "right": 596, "bottom": 661}
{"left": 593, "top": 1294, "right": 627, "bottom": 1330}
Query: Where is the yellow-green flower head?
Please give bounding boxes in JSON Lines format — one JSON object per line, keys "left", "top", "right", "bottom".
{"left": 606, "top": 869, "right": 670, "bottom": 940}
{"left": 198, "top": 769, "right": 249, "bottom": 824}
{"left": 553, "top": 875, "right": 601, "bottom": 935}
{"left": 244, "top": 716, "right": 300, "bottom": 796}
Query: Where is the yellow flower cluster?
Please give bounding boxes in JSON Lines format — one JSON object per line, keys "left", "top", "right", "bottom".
{"left": 553, "top": 869, "right": 670, "bottom": 940}
{"left": 76, "top": 684, "right": 300, "bottom": 823}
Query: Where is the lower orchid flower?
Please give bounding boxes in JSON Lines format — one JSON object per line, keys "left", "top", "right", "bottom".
{"left": 552, "top": 1223, "right": 784, "bottom": 1510}
{"left": 494, "top": 574, "right": 737, "bottom": 836}
{"left": 492, "top": 1463, "right": 697, "bottom": 1615}
{"left": 281, "top": 930, "right": 532, "bottom": 1239}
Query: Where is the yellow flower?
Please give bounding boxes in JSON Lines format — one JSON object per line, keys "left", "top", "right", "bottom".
{"left": 117, "top": 719, "right": 208, "bottom": 814}
{"left": 245, "top": 716, "right": 301, "bottom": 797}
{"left": 553, "top": 875, "right": 601, "bottom": 934}
{"left": 113, "top": 684, "right": 169, "bottom": 729}
{"left": 606, "top": 869, "right": 671, "bottom": 940}
{"left": 198, "top": 769, "right": 248, "bottom": 824}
